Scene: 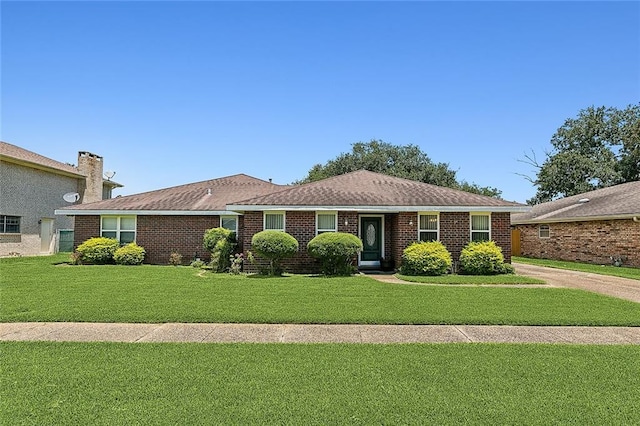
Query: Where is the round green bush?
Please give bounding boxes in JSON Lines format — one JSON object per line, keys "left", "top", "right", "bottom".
{"left": 114, "top": 242, "right": 146, "bottom": 265}
{"left": 203, "top": 227, "right": 236, "bottom": 272}
{"left": 251, "top": 230, "right": 298, "bottom": 275}
{"left": 76, "top": 237, "right": 119, "bottom": 264}
{"left": 400, "top": 241, "right": 452, "bottom": 276}
{"left": 307, "top": 232, "right": 363, "bottom": 276}
{"left": 459, "top": 240, "right": 506, "bottom": 275}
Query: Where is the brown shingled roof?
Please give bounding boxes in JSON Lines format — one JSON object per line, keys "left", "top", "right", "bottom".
{"left": 57, "top": 174, "right": 285, "bottom": 213}
{"left": 512, "top": 181, "right": 640, "bottom": 224}
{"left": 229, "top": 170, "right": 527, "bottom": 211}
{"left": 0, "top": 141, "right": 83, "bottom": 177}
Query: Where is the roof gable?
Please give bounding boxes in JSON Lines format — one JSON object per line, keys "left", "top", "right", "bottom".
{"left": 58, "top": 174, "right": 285, "bottom": 213}
{"left": 512, "top": 181, "right": 640, "bottom": 223}
{"left": 229, "top": 170, "right": 527, "bottom": 212}
{"left": 0, "top": 141, "right": 84, "bottom": 178}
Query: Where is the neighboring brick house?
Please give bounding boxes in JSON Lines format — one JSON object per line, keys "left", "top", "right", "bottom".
{"left": 0, "top": 141, "right": 122, "bottom": 256}
{"left": 511, "top": 181, "right": 640, "bottom": 268}
{"left": 58, "top": 170, "right": 528, "bottom": 272}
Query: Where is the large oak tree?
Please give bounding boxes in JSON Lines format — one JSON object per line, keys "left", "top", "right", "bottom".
{"left": 297, "top": 140, "right": 502, "bottom": 198}
{"left": 524, "top": 104, "right": 639, "bottom": 204}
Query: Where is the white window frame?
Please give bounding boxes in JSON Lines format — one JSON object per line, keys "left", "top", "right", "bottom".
{"left": 220, "top": 215, "right": 239, "bottom": 234}
{"left": 101, "top": 216, "right": 136, "bottom": 244}
{"left": 539, "top": 224, "right": 550, "bottom": 239}
{"left": 418, "top": 212, "right": 439, "bottom": 242}
{"left": 470, "top": 212, "right": 491, "bottom": 242}
{"left": 316, "top": 211, "right": 338, "bottom": 235}
{"left": 263, "top": 211, "right": 285, "bottom": 231}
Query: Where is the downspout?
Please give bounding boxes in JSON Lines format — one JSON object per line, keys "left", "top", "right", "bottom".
{"left": 633, "top": 217, "right": 640, "bottom": 223}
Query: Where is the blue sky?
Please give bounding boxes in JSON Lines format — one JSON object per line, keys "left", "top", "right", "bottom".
{"left": 2, "top": 1, "right": 639, "bottom": 203}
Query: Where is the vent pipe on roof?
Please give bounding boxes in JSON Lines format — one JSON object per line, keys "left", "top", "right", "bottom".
{"left": 207, "top": 188, "right": 212, "bottom": 195}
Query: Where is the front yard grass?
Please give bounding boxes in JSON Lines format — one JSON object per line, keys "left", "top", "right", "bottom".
{"left": 2, "top": 255, "right": 639, "bottom": 325}
{"left": 513, "top": 256, "right": 640, "bottom": 280}
{"left": 2, "top": 341, "right": 639, "bottom": 425}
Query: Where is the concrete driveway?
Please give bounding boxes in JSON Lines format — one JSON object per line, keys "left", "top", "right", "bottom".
{"left": 513, "top": 263, "right": 640, "bottom": 303}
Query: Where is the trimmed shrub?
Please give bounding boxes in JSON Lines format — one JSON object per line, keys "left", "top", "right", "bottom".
{"left": 75, "top": 237, "right": 119, "bottom": 264}
{"left": 459, "top": 240, "right": 507, "bottom": 275}
{"left": 400, "top": 241, "right": 452, "bottom": 276}
{"left": 168, "top": 251, "right": 183, "bottom": 266}
{"left": 251, "top": 230, "right": 298, "bottom": 276}
{"left": 114, "top": 242, "right": 146, "bottom": 265}
{"left": 203, "top": 227, "right": 236, "bottom": 272}
{"left": 307, "top": 232, "right": 363, "bottom": 276}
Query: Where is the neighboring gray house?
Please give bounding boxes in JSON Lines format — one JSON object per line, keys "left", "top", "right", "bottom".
{"left": 0, "top": 141, "right": 122, "bottom": 256}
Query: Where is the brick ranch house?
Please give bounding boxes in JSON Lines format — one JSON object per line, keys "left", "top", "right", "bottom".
{"left": 511, "top": 181, "right": 640, "bottom": 268}
{"left": 57, "top": 170, "right": 529, "bottom": 273}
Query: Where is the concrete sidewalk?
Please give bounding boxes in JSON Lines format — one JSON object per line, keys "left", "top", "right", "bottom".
{"left": 2, "top": 322, "right": 639, "bottom": 344}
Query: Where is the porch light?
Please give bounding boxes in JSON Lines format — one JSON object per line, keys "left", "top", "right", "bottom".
{"left": 409, "top": 220, "right": 413, "bottom": 226}
{"left": 344, "top": 220, "right": 349, "bottom": 226}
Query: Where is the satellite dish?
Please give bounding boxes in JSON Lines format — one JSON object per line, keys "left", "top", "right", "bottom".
{"left": 63, "top": 192, "right": 81, "bottom": 203}
{"left": 104, "top": 170, "right": 116, "bottom": 180}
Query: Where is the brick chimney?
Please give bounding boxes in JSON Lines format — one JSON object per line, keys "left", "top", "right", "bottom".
{"left": 77, "top": 151, "right": 104, "bottom": 204}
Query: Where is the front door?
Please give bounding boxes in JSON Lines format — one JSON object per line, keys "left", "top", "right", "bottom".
{"left": 360, "top": 217, "right": 382, "bottom": 265}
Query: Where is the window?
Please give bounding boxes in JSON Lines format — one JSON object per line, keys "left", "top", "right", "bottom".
{"left": 470, "top": 214, "right": 490, "bottom": 242}
{"left": 0, "top": 216, "right": 20, "bottom": 233}
{"left": 101, "top": 216, "right": 136, "bottom": 244}
{"left": 264, "top": 212, "right": 285, "bottom": 231}
{"left": 221, "top": 216, "right": 238, "bottom": 234}
{"left": 539, "top": 225, "right": 550, "bottom": 239}
{"left": 316, "top": 212, "right": 337, "bottom": 234}
{"left": 418, "top": 214, "right": 439, "bottom": 241}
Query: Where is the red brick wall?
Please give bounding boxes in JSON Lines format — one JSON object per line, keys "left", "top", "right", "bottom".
{"left": 74, "top": 215, "right": 221, "bottom": 265}
{"left": 516, "top": 219, "right": 640, "bottom": 268}
{"left": 137, "top": 216, "right": 219, "bottom": 264}
{"left": 439, "top": 212, "right": 470, "bottom": 262}
{"left": 73, "top": 216, "right": 101, "bottom": 248}
{"left": 391, "top": 212, "right": 417, "bottom": 269}
{"left": 492, "top": 212, "right": 512, "bottom": 263}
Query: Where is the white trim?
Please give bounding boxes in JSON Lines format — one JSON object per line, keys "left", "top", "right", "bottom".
{"left": 263, "top": 211, "right": 285, "bottom": 231}
{"left": 512, "top": 214, "right": 640, "bottom": 225}
{"left": 316, "top": 211, "right": 338, "bottom": 235}
{"left": 227, "top": 205, "right": 530, "bottom": 213}
{"left": 55, "top": 209, "right": 238, "bottom": 216}
{"left": 220, "top": 215, "right": 239, "bottom": 234}
{"left": 418, "top": 212, "right": 440, "bottom": 242}
{"left": 470, "top": 212, "right": 491, "bottom": 242}
{"left": 358, "top": 214, "right": 385, "bottom": 267}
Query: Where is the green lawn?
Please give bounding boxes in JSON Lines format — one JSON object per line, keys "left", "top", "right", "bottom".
{"left": 395, "top": 273, "right": 544, "bottom": 285}
{"left": 2, "top": 341, "right": 639, "bottom": 425}
{"left": 514, "top": 256, "right": 640, "bottom": 280}
{"left": 2, "top": 255, "right": 639, "bottom": 325}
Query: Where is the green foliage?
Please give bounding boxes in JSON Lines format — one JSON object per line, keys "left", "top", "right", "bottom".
{"left": 113, "top": 243, "right": 146, "bottom": 265}
{"left": 307, "top": 232, "right": 363, "bottom": 276}
{"left": 297, "top": 140, "right": 502, "bottom": 198}
{"left": 203, "top": 227, "right": 236, "bottom": 272}
{"left": 525, "top": 104, "right": 640, "bottom": 204}
{"left": 75, "top": 237, "right": 119, "bottom": 264}
{"left": 190, "top": 259, "right": 205, "bottom": 268}
{"left": 168, "top": 251, "right": 183, "bottom": 266}
{"left": 251, "top": 230, "right": 299, "bottom": 275}
{"left": 459, "top": 241, "right": 509, "bottom": 275}
{"left": 400, "top": 241, "right": 452, "bottom": 276}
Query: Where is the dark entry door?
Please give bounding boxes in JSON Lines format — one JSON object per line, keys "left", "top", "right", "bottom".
{"left": 361, "top": 217, "right": 382, "bottom": 261}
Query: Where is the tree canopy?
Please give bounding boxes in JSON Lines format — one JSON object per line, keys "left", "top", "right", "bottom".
{"left": 523, "top": 104, "right": 640, "bottom": 204}
{"left": 296, "top": 140, "right": 502, "bottom": 198}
